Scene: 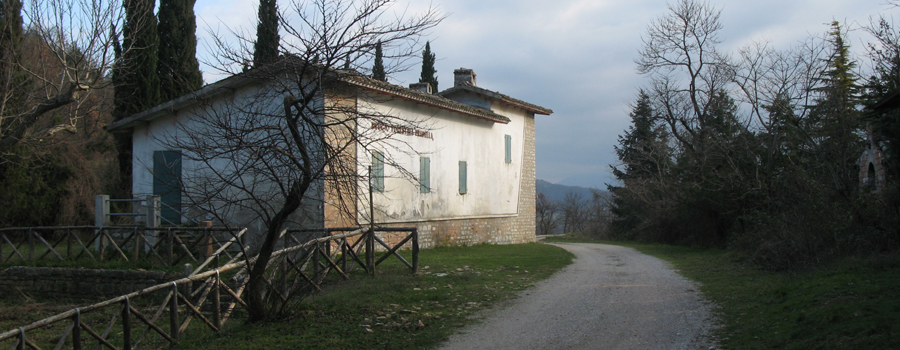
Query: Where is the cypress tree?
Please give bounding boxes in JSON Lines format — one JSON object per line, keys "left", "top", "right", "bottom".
{"left": 419, "top": 41, "right": 437, "bottom": 92}
{"left": 0, "top": 0, "right": 23, "bottom": 64}
{"left": 253, "top": 0, "right": 279, "bottom": 68}
{"left": 114, "top": 0, "right": 160, "bottom": 195}
{"left": 372, "top": 41, "right": 386, "bottom": 81}
{"left": 115, "top": 0, "right": 160, "bottom": 120}
{"left": 157, "top": 0, "right": 202, "bottom": 101}
{"left": 0, "top": 0, "right": 25, "bottom": 110}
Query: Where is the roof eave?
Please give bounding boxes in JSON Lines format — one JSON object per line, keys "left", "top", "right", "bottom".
{"left": 438, "top": 85, "right": 553, "bottom": 115}
{"left": 344, "top": 78, "right": 512, "bottom": 124}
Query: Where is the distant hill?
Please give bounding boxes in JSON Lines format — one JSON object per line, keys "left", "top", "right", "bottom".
{"left": 536, "top": 179, "right": 603, "bottom": 203}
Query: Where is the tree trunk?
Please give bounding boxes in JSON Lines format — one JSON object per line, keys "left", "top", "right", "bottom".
{"left": 245, "top": 179, "right": 307, "bottom": 322}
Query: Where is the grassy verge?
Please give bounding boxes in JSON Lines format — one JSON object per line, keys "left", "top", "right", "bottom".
{"left": 174, "top": 243, "right": 574, "bottom": 349}
{"left": 546, "top": 234, "right": 900, "bottom": 349}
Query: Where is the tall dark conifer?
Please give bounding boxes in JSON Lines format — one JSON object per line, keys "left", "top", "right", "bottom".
{"left": 157, "top": 0, "right": 202, "bottom": 101}
{"left": 114, "top": 0, "right": 160, "bottom": 195}
{"left": 372, "top": 41, "right": 386, "bottom": 81}
{"left": 810, "top": 21, "right": 862, "bottom": 195}
{"left": 607, "top": 91, "right": 668, "bottom": 236}
{"left": 419, "top": 41, "right": 437, "bottom": 91}
{"left": 253, "top": 0, "right": 279, "bottom": 68}
{"left": 0, "top": 0, "right": 25, "bottom": 110}
{"left": 115, "top": 0, "right": 160, "bottom": 120}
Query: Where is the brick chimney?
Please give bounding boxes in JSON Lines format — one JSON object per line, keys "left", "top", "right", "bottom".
{"left": 453, "top": 68, "right": 476, "bottom": 87}
{"left": 409, "top": 82, "right": 432, "bottom": 94}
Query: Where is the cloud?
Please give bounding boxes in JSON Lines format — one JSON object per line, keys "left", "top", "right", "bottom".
{"left": 192, "top": 0, "right": 895, "bottom": 188}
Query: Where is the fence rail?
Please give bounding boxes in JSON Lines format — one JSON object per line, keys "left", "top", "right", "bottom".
{"left": 0, "top": 226, "right": 247, "bottom": 269}
{"left": 0, "top": 226, "right": 418, "bottom": 349}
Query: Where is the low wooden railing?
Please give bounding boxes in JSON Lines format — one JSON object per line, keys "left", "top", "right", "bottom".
{"left": 0, "top": 226, "right": 247, "bottom": 268}
{"left": 0, "top": 227, "right": 418, "bottom": 349}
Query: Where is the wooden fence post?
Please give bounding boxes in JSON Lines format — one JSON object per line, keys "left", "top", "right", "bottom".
{"left": 27, "top": 228, "right": 34, "bottom": 262}
{"left": 16, "top": 327, "right": 24, "bottom": 350}
{"left": 67, "top": 228, "right": 73, "bottom": 260}
{"left": 213, "top": 256, "right": 221, "bottom": 330}
{"left": 167, "top": 228, "right": 174, "bottom": 267}
{"left": 145, "top": 195, "right": 161, "bottom": 252}
{"left": 170, "top": 283, "right": 180, "bottom": 341}
{"left": 73, "top": 309, "right": 82, "bottom": 350}
{"left": 341, "top": 238, "right": 347, "bottom": 273}
{"left": 94, "top": 195, "right": 109, "bottom": 252}
{"left": 314, "top": 242, "right": 320, "bottom": 276}
{"left": 412, "top": 228, "right": 419, "bottom": 274}
{"left": 99, "top": 228, "right": 106, "bottom": 262}
{"left": 132, "top": 227, "right": 140, "bottom": 263}
{"left": 122, "top": 297, "right": 132, "bottom": 350}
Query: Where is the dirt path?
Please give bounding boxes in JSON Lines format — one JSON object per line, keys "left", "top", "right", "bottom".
{"left": 439, "top": 243, "right": 718, "bottom": 350}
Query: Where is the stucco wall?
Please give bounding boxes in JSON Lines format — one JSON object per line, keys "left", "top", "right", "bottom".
{"left": 354, "top": 92, "right": 526, "bottom": 224}
{"left": 374, "top": 111, "right": 537, "bottom": 248}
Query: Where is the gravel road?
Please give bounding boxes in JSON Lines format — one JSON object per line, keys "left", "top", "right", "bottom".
{"left": 439, "top": 243, "right": 718, "bottom": 350}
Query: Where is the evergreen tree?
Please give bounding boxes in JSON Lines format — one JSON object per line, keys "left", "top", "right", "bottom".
{"left": 253, "top": 0, "right": 279, "bottom": 68}
{"left": 607, "top": 91, "right": 669, "bottom": 237}
{"left": 810, "top": 21, "right": 862, "bottom": 195}
{"left": 114, "top": 0, "right": 160, "bottom": 195}
{"left": 372, "top": 41, "right": 386, "bottom": 81}
{"left": 419, "top": 41, "right": 437, "bottom": 91}
{"left": 0, "top": 0, "right": 23, "bottom": 65}
{"left": 612, "top": 90, "right": 665, "bottom": 181}
{"left": 157, "top": 0, "right": 202, "bottom": 101}
{"left": 115, "top": 0, "right": 160, "bottom": 120}
{"left": 0, "top": 0, "right": 25, "bottom": 112}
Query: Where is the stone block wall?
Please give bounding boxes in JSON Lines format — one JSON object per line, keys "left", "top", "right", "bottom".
{"left": 0, "top": 267, "right": 180, "bottom": 298}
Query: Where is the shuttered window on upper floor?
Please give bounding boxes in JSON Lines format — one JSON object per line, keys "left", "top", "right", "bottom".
{"left": 505, "top": 134, "right": 512, "bottom": 164}
{"left": 459, "top": 161, "right": 467, "bottom": 194}
{"left": 420, "top": 157, "right": 430, "bottom": 193}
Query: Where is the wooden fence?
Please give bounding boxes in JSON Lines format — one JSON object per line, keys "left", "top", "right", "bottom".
{"left": 0, "top": 226, "right": 247, "bottom": 268}
{"left": 0, "top": 227, "right": 418, "bottom": 349}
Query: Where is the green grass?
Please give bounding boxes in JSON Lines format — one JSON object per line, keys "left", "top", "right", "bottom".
{"left": 541, "top": 233, "right": 604, "bottom": 243}
{"left": 176, "top": 243, "right": 574, "bottom": 350}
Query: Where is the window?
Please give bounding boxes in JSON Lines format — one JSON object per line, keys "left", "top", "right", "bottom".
{"left": 459, "top": 161, "right": 467, "bottom": 194}
{"left": 371, "top": 151, "right": 384, "bottom": 192}
{"left": 505, "top": 134, "right": 512, "bottom": 164}
{"left": 420, "top": 157, "right": 430, "bottom": 193}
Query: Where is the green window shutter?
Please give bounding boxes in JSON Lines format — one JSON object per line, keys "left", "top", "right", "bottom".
{"left": 372, "top": 151, "right": 384, "bottom": 192}
{"left": 505, "top": 134, "right": 512, "bottom": 164}
{"left": 420, "top": 157, "right": 430, "bottom": 193}
{"left": 459, "top": 161, "right": 467, "bottom": 194}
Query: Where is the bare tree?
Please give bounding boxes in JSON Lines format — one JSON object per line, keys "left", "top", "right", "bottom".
{"left": 0, "top": 0, "right": 127, "bottom": 163}
{"left": 161, "top": 0, "right": 442, "bottom": 321}
{"left": 535, "top": 192, "right": 559, "bottom": 235}
{"left": 636, "top": 0, "right": 736, "bottom": 154}
{"left": 584, "top": 189, "right": 611, "bottom": 238}
{"left": 560, "top": 191, "right": 586, "bottom": 234}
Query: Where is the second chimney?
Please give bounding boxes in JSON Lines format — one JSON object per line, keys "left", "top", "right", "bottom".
{"left": 454, "top": 68, "right": 476, "bottom": 87}
{"left": 409, "top": 82, "right": 432, "bottom": 94}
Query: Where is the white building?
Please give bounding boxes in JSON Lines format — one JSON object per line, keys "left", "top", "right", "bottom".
{"left": 106, "top": 60, "right": 552, "bottom": 247}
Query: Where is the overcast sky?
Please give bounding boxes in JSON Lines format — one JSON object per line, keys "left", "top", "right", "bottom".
{"left": 193, "top": 0, "right": 895, "bottom": 188}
